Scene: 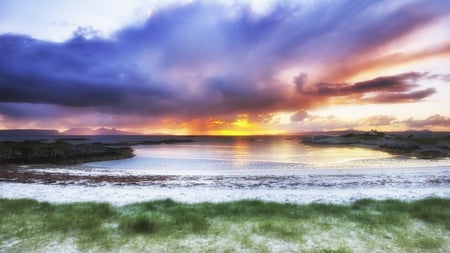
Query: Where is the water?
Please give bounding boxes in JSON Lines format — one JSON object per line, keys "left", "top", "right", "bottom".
{"left": 1, "top": 135, "right": 449, "bottom": 204}
{"left": 81, "top": 136, "right": 449, "bottom": 175}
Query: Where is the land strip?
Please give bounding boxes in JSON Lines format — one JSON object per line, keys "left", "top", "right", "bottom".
{"left": 301, "top": 131, "right": 450, "bottom": 159}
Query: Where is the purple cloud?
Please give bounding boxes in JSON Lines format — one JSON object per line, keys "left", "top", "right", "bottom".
{"left": 366, "top": 88, "right": 436, "bottom": 103}
{"left": 364, "top": 115, "right": 396, "bottom": 126}
{"left": 297, "top": 72, "right": 436, "bottom": 103}
{"left": 290, "top": 110, "right": 309, "bottom": 122}
{"left": 403, "top": 114, "right": 450, "bottom": 128}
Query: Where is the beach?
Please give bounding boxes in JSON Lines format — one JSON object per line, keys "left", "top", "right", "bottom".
{"left": 1, "top": 135, "right": 449, "bottom": 252}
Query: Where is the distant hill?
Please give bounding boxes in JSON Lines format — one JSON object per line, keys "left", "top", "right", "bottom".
{"left": 61, "top": 127, "right": 137, "bottom": 135}
{"left": 292, "top": 129, "right": 362, "bottom": 136}
{"left": 0, "top": 129, "right": 59, "bottom": 136}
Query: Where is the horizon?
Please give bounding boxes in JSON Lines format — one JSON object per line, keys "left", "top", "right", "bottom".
{"left": 1, "top": 0, "right": 450, "bottom": 135}
{"left": 1, "top": 127, "right": 449, "bottom": 137}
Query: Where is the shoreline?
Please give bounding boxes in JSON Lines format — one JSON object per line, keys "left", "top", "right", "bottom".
{"left": 301, "top": 131, "right": 450, "bottom": 159}
{"left": 1, "top": 164, "right": 448, "bottom": 205}
{"left": 1, "top": 164, "right": 449, "bottom": 185}
{"left": 0, "top": 138, "right": 197, "bottom": 166}
{"left": 0, "top": 140, "right": 134, "bottom": 165}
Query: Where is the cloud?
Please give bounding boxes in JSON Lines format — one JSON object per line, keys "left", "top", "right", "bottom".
{"left": 290, "top": 110, "right": 309, "bottom": 122}
{"left": 364, "top": 115, "right": 396, "bottom": 126}
{"left": 278, "top": 112, "right": 450, "bottom": 133}
{"left": 283, "top": 114, "right": 359, "bottom": 132}
{"left": 296, "top": 72, "right": 436, "bottom": 103}
{"left": 293, "top": 73, "right": 308, "bottom": 93}
{"left": 402, "top": 114, "right": 450, "bottom": 128}
{"left": 365, "top": 88, "right": 436, "bottom": 103}
{"left": 329, "top": 42, "right": 450, "bottom": 81}
{"left": 0, "top": 103, "right": 71, "bottom": 119}
{"left": 434, "top": 73, "right": 450, "bottom": 82}
{"left": 0, "top": 0, "right": 449, "bottom": 128}
{"left": 299, "top": 72, "right": 422, "bottom": 95}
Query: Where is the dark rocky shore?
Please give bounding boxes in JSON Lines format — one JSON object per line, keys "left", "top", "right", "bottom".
{"left": 0, "top": 138, "right": 196, "bottom": 165}
{"left": 0, "top": 140, "right": 134, "bottom": 165}
{"left": 301, "top": 131, "right": 450, "bottom": 159}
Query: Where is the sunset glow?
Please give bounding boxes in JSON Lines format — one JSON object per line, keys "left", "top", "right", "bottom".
{"left": 1, "top": 0, "right": 450, "bottom": 134}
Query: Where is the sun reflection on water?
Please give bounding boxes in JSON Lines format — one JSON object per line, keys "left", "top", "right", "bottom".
{"left": 86, "top": 136, "right": 449, "bottom": 175}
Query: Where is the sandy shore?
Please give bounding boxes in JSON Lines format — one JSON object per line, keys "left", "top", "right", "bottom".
{"left": 1, "top": 165, "right": 448, "bottom": 205}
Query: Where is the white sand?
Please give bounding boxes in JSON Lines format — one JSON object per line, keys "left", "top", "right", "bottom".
{"left": 1, "top": 166, "right": 448, "bottom": 205}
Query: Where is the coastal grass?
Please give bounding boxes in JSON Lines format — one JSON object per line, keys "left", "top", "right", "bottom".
{"left": 0, "top": 198, "right": 449, "bottom": 252}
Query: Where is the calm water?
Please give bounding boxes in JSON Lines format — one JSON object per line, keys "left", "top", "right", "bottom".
{"left": 82, "top": 136, "right": 450, "bottom": 175}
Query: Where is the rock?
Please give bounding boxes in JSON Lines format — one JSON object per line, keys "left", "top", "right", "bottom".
{"left": 378, "top": 141, "right": 419, "bottom": 154}
{"left": 436, "top": 142, "right": 450, "bottom": 150}
{"left": 415, "top": 150, "right": 448, "bottom": 159}
{"left": 301, "top": 136, "right": 359, "bottom": 145}
{"left": 0, "top": 141, "right": 134, "bottom": 165}
{"left": 301, "top": 132, "right": 449, "bottom": 159}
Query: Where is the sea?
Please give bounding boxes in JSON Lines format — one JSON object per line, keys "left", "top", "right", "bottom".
{"left": 1, "top": 135, "right": 449, "bottom": 204}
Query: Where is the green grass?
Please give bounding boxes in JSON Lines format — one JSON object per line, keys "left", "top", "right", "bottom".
{"left": 0, "top": 198, "right": 449, "bottom": 252}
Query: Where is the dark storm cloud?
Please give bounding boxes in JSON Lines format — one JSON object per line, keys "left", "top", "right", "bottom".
{"left": 0, "top": 0, "right": 449, "bottom": 122}
{"left": 298, "top": 72, "right": 422, "bottom": 96}
{"left": 296, "top": 72, "right": 436, "bottom": 103}
{"left": 0, "top": 33, "right": 179, "bottom": 117}
{"left": 0, "top": 103, "right": 74, "bottom": 119}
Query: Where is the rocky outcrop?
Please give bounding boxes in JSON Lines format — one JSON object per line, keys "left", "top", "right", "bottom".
{"left": 0, "top": 141, "right": 134, "bottom": 165}
{"left": 301, "top": 135, "right": 360, "bottom": 145}
{"left": 301, "top": 132, "right": 450, "bottom": 159}
{"left": 378, "top": 141, "right": 419, "bottom": 154}
{"left": 415, "top": 150, "right": 448, "bottom": 159}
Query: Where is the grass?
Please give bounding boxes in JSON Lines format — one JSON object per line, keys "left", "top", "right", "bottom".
{"left": 0, "top": 198, "right": 449, "bottom": 252}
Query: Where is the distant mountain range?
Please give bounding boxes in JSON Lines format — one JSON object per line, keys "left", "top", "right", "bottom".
{"left": 0, "top": 128, "right": 137, "bottom": 136}
{"left": 61, "top": 127, "right": 137, "bottom": 135}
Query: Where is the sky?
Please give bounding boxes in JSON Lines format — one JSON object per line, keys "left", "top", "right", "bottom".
{"left": 1, "top": 0, "right": 450, "bottom": 135}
